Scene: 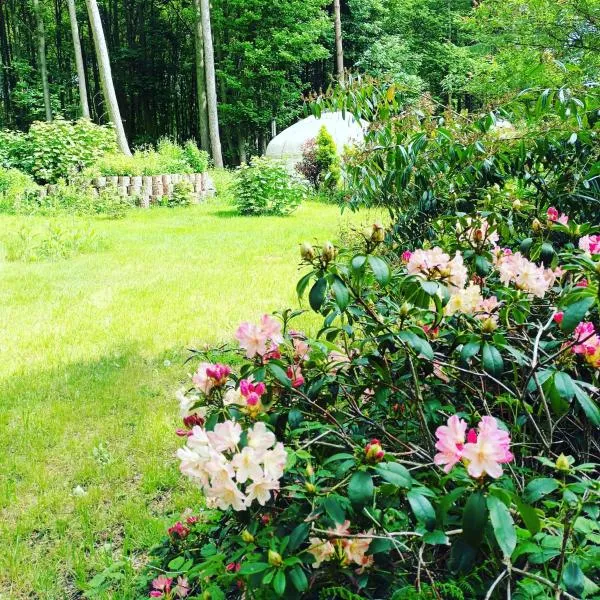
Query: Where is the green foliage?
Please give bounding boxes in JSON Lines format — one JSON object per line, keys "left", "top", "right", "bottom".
{"left": 2, "top": 119, "right": 118, "bottom": 184}
{"left": 391, "top": 583, "right": 464, "bottom": 599}
{"left": 1, "top": 222, "right": 102, "bottom": 262}
{"left": 160, "top": 181, "right": 195, "bottom": 208}
{"left": 0, "top": 167, "right": 39, "bottom": 212}
{"left": 315, "top": 126, "right": 340, "bottom": 191}
{"left": 233, "top": 157, "right": 306, "bottom": 216}
{"left": 90, "top": 139, "right": 207, "bottom": 177}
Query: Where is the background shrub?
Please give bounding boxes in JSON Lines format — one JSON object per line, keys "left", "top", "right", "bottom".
{"left": 296, "top": 126, "right": 341, "bottom": 191}
{"left": 0, "top": 167, "right": 39, "bottom": 212}
{"left": 233, "top": 156, "right": 306, "bottom": 216}
{"left": 183, "top": 140, "right": 210, "bottom": 173}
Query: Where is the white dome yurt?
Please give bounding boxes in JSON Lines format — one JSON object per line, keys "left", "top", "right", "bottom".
{"left": 266, "top": 111, "right": 366, "bottom": 169}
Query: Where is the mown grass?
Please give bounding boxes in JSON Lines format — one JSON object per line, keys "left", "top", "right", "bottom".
{"left": 0, "top": 172, "right": 376, "bottom": 599}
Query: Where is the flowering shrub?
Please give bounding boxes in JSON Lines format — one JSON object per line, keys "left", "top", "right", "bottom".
{"left": 140, "top": 199, "right": 599, "bottom": 599}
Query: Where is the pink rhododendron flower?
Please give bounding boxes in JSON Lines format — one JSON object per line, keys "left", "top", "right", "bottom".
{"left": 327, "top": 520, "right": 351, "bottom": 537}
{"left": 292, "top": 338, "right": 310, "bottom": 361}
{"left": 401, "top": 250, "right": 413, "bottom": 263}
{"left": 547, "top": 207, "right": 568, "bottom": 225}
{"left": 286, "top": 364, "right": 305, "bottom": 387}
{"left": 205, "top": 363, "right": 231, "bottom": 385}
{"left": 174, "top": 577, "right": 190, "bottom": 598}
{"left": 461, "top": 416, "right": 513, "bottom": 479}
{"left": 245, "top": 475, "right": 280, "bottom": 506}
{"left": 207, "top": 420, "right": 242, "bottom": 452}
{"left": 152, "top": 575, "right": 173, "bottom": 592}
{"left": 406, "top": 247, "right": 467, "bottom": 292}
{"left": 150, "top": 592, "right": 163, "bottom": 598}
{"left": 235, "top": 315, "right": 283, "bottom": 359}
{"left": 573, "top": 322, "right": 600, "bottom": 367}
{"left": 578, "top": 234, "right": 600, "bottom": 254}
{"left": 495, "top": 251, "right": 555, "bottom": 297}
{"left": 459, "top": 217, "right": 499, "bottom": 247}
{"left": 168, "top": 521, "right": 190, "bottom": 539}
{"left": 576, "top": 278, "right": 588, "bottom": 287}
{"left": 433, "top": 415, "right": 467, "bottom": 472}
{"left": 192, "top": 362, "right": 215, "bottom": 395}
{"left": 343, "top": 535, "right": 372, "bottom": 565}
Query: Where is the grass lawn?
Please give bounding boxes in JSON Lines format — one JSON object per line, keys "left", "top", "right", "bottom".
{"left": 0, "top": 173, "right": 375, "bottom": 599}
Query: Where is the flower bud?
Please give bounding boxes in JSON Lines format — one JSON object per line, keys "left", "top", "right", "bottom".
{"left": 399, "top": 302, "right": 412, "bottom": 318}
{"left": 512, "top": 199, "right": 522, "bottom": 210}
{"left": 268, "top": 550, "right": 283, "bottom": 567}
{"left": 322, "top": 241, "right": 336, "bottom": 264}
{"left": 362, "top": 226, "right": 373, "bottom": 240}
{"left": 371, "top": 223, "right": 385, "bottom": 243}
{"left": 365, "top": 439, "right": 385, "bottom": 463}
{"left": 306, "top": 464, "right": 314, "bottom": 477}
{"left": 305, "top": 482, "right": 316, "bottom": 494}
{"left": 595, "top": 262, "right": 600, "bottom": 276}
{"left": 555, "top": 453, "right": 571, "bottom": 472}
{"left": 241, "top": 529, "right": 255, "bottom": 543}
{"left": 481, "top": 317, "right": 498, "bottom": 333}
{"left": 532, "top": 218, "right": 542, "bottom": 233}
{"left": 300, "top": 242, "right": 315, "bottom": 261}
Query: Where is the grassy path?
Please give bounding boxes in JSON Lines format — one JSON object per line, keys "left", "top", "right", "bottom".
{"left": 0, "top": 180, "right": 373, "bottom": 598}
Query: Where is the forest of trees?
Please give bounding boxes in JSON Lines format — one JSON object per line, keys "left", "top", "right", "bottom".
{"left": 0, "top": 0, "right": 598, "bottom": 165}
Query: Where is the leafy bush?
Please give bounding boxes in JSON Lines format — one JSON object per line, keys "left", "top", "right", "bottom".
{"left": 159, "top": 181, "right": 195, "bottom": 208}
{"left": 0, "top": 119, "right": 118, "bottom": 183}
{"left": 1, "top": 222, "right": 102, "bottom": 262}
{"left": 0, "top": 167, "right": 39, "bottom": 212}
{"left": 296, "top": 126, "right": 341, "bottom": 191}
{"left": 138, "top": 195, "right": 599, "bottom": 598}
{"left": 233, "top": 156, "right": 306, "bottom": 216}
{"left": 90, "top": 139, "right": 208, "bottom": 177}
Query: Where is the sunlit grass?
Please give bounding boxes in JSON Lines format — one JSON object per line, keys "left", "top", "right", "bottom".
{"left": 0, "top": 172, "right": 377, "bottom": 598}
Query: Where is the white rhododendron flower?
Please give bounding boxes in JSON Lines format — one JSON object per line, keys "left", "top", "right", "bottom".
{"left": 177, "top": 416, "right": 286, "bottom": 511}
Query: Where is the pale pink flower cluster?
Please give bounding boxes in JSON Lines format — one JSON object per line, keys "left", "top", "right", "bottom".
{"left": 578, "top": 234, "right": 600, "bottom": 255}
{"left": 177, "top": 420, "right": 286, "bottom": 511}
{"left": 445, "top": 284, "right": 499, "bottom": 319}
{"left": 458, "top": 217, "right": 499, "bottom": 247}
{"left": 573, "top": 322, "right": 600, "bottom": 368}
{"left": 434, "top": 415, "right": 513, "bottom": 479}
{"left": 307, "top": 521, "right": 373, "bottom": 573}
{"left": 547, "top": 207, "right": 569, "bottom": 226}
{"left": 192, "top": 362, "right": 232, "bottom": 395}
{"left": 223, "top": 378, "right": 269, "bottom": 417}
{"left": 406, "top": 247, "right": 468, "bottom": 293}
{"left": 494, "top": 250, "right": 558, "bottom": 297}
{"left": 235, "top": 315, "right": 283, "bottom": 359}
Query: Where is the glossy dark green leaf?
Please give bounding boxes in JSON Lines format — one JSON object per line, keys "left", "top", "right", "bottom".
{"left": 407, "top": 490, "right": 436, "bottom": 530}
{"left": 267, "top": 363, "right": 291, "bottom": 388}
{"left": 523, "top": 478, "right": 559, "bottom": 503}
{"left": 288, "top": 523, "right": 309, "bottom": 552}
{"left": 239, "top": 562, "right": 270, "bottom": 575}
{"left": 273, "top": 570, "right": 286, "bottom": 596}
{"left": 562, "top": 560, "right": 585, "bottom": 596}
{"left": 289, "top": 566, "right": 308, "bottom": 592}
{"left": 331, "top": 276, "right": 350, "bottom": 311}
{"left": 375, "top": 462, "right": 413, "bottom": 488}
{"left": 514, "top": 496, "right": 541, "bottom": 535}
{"left": 308, "top": 277, "right": 328, "bottom": 311}
{"left": 348, "top": 471, "right": 374, "bottom": 506}
{"left": 482, "top": 342, "right": 503, "bottom": 376}
{"left": 572, "top": 381, "right": 600, "bottom": 426}
{"left": 487, "top": 495, "right": 516, "bottom": 558}
{"left": 561, "top": 296, "right": 595, "bottom": 333}
{"left": 323, "top": 497, "right": 346, "bottom": 524}
{"left": 367, "top": 255, "right": 391, "bottom": 285}
{"left": 463, "top": 491, "right": 488, "bottom": 547}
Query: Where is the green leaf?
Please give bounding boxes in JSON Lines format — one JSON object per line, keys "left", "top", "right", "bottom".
{"left": 407, "top": 490, "right": 436, "bottom": 531}
{"left": 367, "top": 255, "right": 391, "bottom": 285}
{"left": 168, "top": 556, "right": 185, "bottom": 570}
{"left": 296, "top": 272, "right": 313, "bottom": 300}
{"left": 487, "top": 495, "right": 516, "bottom": 558}
{"left": 449, "top": 538, "right": 477, "bottom": 573}
{"left": 561, "top": 296, "right": 595, "bottom": 333}
{"left": 475, "top": 254, "right": 491, "bottom": 276}
{"left": 348, "top": 471, "right": 374, "bottom": 506}
{"left": 572, "top": 382, "right": 600, "bottom": 427}
{"left": 309, "top": 277, "right": 328, "bottom": 311}
{"left": 323, "top": 497, "right": 346, "bottom": 524}
{"left": 374, "top": 462, "right": 413, "bottom": 488}
{"left": 463, "top": 491, "right": 488, "bottom": 547}
{"left": 423, "top": 530, "right": 449, "bottom": 545}
{"left": 267, "top": 363, "right": 291, "bottom": 389}
{"left": 351, "top": 254, "right": 367, "bottom": 274}
{"left": 523, "top": 478, "right": 559, "bottom": 503}
{"left": 398, "top": 330, "right": 434, "bottom": 360}
{"left": 562, "top": 560, "right": 585, "bottom": 596}
{"left": 514, "top": 496, "right": 541, "bottom": 535}
{"left": 460, "top": 341, "right": 480, "bottom": 364}
{"left": 331, "top": 276, "right": 349, "bottom": 311}
{"left": 239, "top": 562, "right": 270, "bottom": 575}
{"left": 288, "top": 523, "right": 309, "bottom": 552}
{"left": 289, "top": 566, "right": 308, "bottom": 592}
{"left": 482, "top": 342, "right": 503, "bottom": 376}
{"left": 273, "top": 570, "right": 286, "bottom": 596}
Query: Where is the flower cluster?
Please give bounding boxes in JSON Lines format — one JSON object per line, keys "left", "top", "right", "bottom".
{"left": 405, "top": 247, "right": 468, "bottom": 293}
{"left": 547, "top": 206, "right": 569, "bottom": 225}
{"left": 579, "top": 234, "right": 600, "bottom": 255}
{"left": 494, "top": 249, "right": 559, "bottom": 297}
{"left": 573, "top": 322, "right": 600, "bottom": 368}
{"left": 235, "top": 314, "right": 283, "bottom": 359}
{"left": 445, "top": 283, "right": 499, "bottom": 320}
{"left": 307, "top": 521, "right": 373, "bottom": 574}
{"left": 224, "top": 378, "right": 268, "bottom": 417}
{"left": 177, "top": 420, "right": 286, "bottom": 511}
{"left": 458, "top": 216, "right": 499, "bottom": 247}
{"left": 192, "top": 362, "right": 232, "bottom": 395}
{"left": 150, "top": 575, "right": 189, "bottom": 599}
{"left": 434, "top": 415, "right": 513, "bottom": 479}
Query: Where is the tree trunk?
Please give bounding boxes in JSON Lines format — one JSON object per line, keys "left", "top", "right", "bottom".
{"left": 32, "top": 0, "right": 52, "bottom": 121}
{"left": 199, "top": 0, "right": 223, "bottom": 168}
{"left": 333, "top": 0, "right": 344, "bottom": 78}
{"left": 238, "top": 132, "right": 246, "bottom": 165}
{"left": 85, "top": 0, "right": 130, "bottom": 154}
{"left": 67, "top": 0, "right": 90, "bottom": 118}
{"left": 193, "top": 0, "right": 210, "bottom": 153}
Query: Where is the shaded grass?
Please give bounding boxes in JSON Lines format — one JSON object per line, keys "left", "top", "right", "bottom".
{"left": 0, "top": 172, "right": 376, "bottom": 598}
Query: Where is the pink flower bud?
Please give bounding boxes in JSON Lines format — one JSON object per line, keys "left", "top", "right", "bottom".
{"left": 401, "top": 250, "right": 413, "bottom": 263}
{"left": 553, "top": 311, "right": 564, "bottom": 324}
{"left": 576, "top": 279, "right": 588, "bottom": 287}
{"left": 547, "top": 207, "right": 559, "bottom": 221}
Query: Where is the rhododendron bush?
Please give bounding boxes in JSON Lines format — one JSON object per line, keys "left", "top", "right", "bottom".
{"left": 139, "top": 197, "right": 599, "bottom": 600}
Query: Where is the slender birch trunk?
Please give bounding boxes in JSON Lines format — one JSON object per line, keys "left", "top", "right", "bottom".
{"left": 85, "top": 0, "right": 131, "bottom": 154}
{"left": 199, "top": 0, "right": 223, "bottom": 168}
{"left": 333, "top": 0, "right": 344, "bottom": 78}
{"left": 67, "top": 0, "right": 90, "bottom": 118}
{"left": 193, "top": 0, "right": 209, "bottom": 152}
{"left": 32, "top": 0, "right": 52, "bottom": 121}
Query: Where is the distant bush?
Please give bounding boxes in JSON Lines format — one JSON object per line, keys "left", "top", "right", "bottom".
{"left": 296, "top": 125, "right": 340, "bottom": 191}
{"left": 0, "top": 167, "right": 39, "bottom": 212}
{"left": 0, "top": 119, "right": 118, "bottom": 184}
{"left": 2, "top": 222, "right": 102, "bottom": 262}
{"left": 90, "top": 139, "right": 208, "bottom": 177}
{"left": 159, "top": 181, "right": 195, "bottom": 208}
{"left": 233, "top": 156, "right": 306, "bottom": 216}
